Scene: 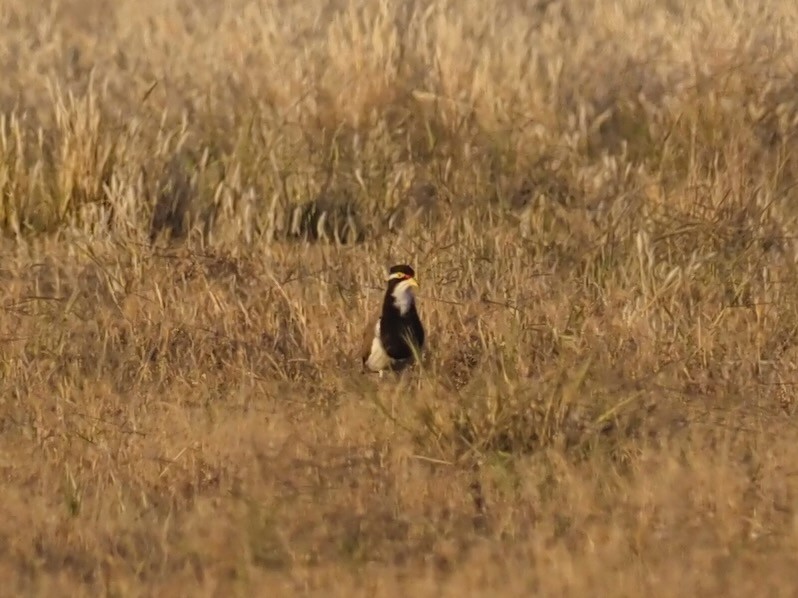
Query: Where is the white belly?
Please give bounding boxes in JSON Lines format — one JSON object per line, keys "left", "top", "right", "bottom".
{"left": 364, "top": 319, "right": 393, "bottom": 372}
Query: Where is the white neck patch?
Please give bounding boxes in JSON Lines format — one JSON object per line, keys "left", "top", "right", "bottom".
{"left": 391, "top": 279, "right": 417, "bottom": 315}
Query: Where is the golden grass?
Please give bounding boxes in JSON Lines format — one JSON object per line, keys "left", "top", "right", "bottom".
{"left": 3, "top": 0, "right": 798, "bottom": 594}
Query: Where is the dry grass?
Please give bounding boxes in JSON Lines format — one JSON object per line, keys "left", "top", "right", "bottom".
{"left": 2, "top": 0, "right": 798, "bottom": 595}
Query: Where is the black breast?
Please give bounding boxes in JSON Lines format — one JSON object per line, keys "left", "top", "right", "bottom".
{"left": 380, "top": 306, "right": 425, "bottom": 360}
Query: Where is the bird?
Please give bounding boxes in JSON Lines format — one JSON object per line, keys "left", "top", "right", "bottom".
{"left": 361, "top": 264, "right": 425, "bottom": 376}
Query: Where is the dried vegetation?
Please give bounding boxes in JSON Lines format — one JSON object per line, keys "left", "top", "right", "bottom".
{"left": 2, "top": 0, "right": 798, "bottom": 595}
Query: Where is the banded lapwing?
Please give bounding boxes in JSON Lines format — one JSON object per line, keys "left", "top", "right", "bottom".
{"left": 361, "top": 264, "right": 425, "bottom": 375}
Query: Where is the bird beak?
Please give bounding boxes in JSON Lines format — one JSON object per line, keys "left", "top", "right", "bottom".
{"left": 407, "top": 277, "right": 419, "bottom": 289}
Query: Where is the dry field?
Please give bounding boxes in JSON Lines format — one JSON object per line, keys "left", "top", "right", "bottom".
{"left": 3, "top": 0, "right": 798, "bottom": 595}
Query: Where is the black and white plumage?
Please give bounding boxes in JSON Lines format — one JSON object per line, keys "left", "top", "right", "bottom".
{"left": 361, "top": 264, "right": 425, "bottom": 375}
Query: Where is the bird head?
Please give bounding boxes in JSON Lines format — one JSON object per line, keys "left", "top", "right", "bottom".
{"left": 385, "top": 264, "right": 419, "bottom": 314}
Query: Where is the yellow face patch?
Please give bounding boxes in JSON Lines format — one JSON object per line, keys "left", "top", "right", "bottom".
{"left": 386, "top": 271, "right": 419, "bottom": 287}
{"left": 386, "top": 271, "right": 408, "bottom": 281}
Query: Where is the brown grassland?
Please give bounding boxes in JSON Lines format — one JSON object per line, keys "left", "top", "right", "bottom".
{"left": 3, "top": 0, "right": 798, "bottom": 595}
